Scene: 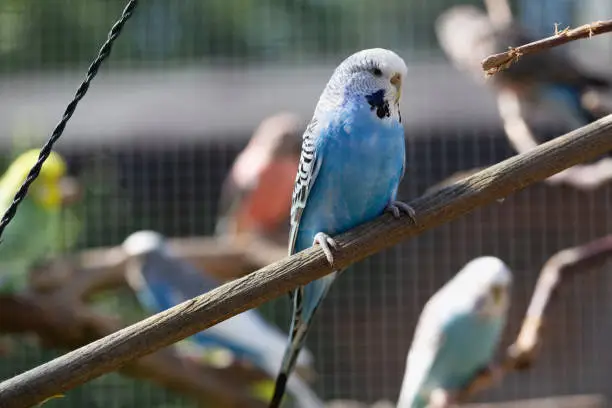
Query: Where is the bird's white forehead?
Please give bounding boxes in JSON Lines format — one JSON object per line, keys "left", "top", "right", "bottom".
{"left": 122, "top": 230, "right": 165, "bottom": 256}
{"left": 341, "top": 48, "right": 408, "bottom": 77}
{"left": 456, "top": 256, "right": 513, "bottom": 289}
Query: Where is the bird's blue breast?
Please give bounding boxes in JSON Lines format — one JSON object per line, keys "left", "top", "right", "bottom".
{"left": 294, "top": 104, "right": 405, "bottom": 254}
{"left": 425, "top": 313, "right": 504, "bottom": 392}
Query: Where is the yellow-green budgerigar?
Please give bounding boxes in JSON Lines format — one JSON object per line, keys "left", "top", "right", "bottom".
{"left": 0, "top": 149, "right": 81, "bottom": 294}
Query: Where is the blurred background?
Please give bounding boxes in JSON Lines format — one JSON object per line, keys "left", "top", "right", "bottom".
{"left": 0, "top": 0, "right": 611, "bottom": 407}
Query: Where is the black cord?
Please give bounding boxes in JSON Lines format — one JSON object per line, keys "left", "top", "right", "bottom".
{"left": 0, "top": 0, "right": 138, "bottom": 241}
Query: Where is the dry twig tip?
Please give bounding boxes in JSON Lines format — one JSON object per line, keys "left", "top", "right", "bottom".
{"left": 482, "top": 19, "right": 612, "bottom": 74}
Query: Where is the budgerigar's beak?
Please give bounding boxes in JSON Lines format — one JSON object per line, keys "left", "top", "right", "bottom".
{"left": 390, "top": 73, "right": 402, "bottom": 104}
{"left": 59, "top": 176, "right": 82, "bottom": 206}
{"left": 491, "top": 285, "right": 504, "bottom": 304}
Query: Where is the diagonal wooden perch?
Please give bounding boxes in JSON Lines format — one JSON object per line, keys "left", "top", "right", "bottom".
{"left": 0, "top": 115, "right": 611, "bottom": 408}
{"left": 482, "top": 19, "right": 612, "bottom": 74}
{"left": 454, "top": 235, "right": 612, "bottom": 404}
{"left": 494, "top": 89, "right": 612, "bottom": 191}
{"left": 427, "top": 89, "right": 612, "bottom": 193}
{"left": 0, "top": 295, "right": 265, "bottom": 408}
{"left": 324, "top": 394, "right": 606, "bottom": 408}
{"left": 1, "top": 235, "right": 287, "bottom": 408}
{"left": 463, "top": 394, "right": 606, "bottom": 408}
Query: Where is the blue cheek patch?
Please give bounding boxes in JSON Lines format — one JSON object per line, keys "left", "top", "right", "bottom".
{"left": 365, "top": 89, "right": 390, "bottom": 119}
{"left": 365, "top": 89, "right": 385, "bottom": 107}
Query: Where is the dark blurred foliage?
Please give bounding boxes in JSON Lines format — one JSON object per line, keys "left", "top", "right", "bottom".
{"left": 0, "top": 0, "right": 497, "bottom": 71}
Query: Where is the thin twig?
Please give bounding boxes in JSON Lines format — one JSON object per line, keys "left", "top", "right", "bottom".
{"left": 482, "top": 19, "right": 612, "bottom": 74}
{"left": 455, "top": 235, "right": 612, "bottom": 404}
{"left": 0, "top": 0, "right": 138, "bottom": 241}
{"left": 0, "top": 115, "right": 612, "bottom": 408}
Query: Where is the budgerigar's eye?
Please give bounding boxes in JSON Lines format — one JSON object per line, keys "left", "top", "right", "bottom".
{"left": 371, "top": 67, "right": 383, "bottom": 77}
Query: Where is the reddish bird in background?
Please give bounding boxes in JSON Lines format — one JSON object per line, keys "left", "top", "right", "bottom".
{"left": 215, "top": 112, "right": 303, "bottom": 246}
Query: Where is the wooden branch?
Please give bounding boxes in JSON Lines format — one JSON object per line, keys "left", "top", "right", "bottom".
{"left": 237, "top": 234, "right": 290, "bottom": 270}
{"left": 496, "top": 89, "right": 612, "bottom": 190}
{"left": 453, "top": 235, "right": 612, "bottom": 405}
{"left": 424, "top": 167, "right": 486, "bottom": 196}
{"left": 508, "top": 235, "right": 612, "bottom": 368}
{"left": 482, "top": 19, "right": 612, "bottom": 74}
{"left": 1, "top": 115, "right": 612, "bottom": 408}
{"left": 428, "top": 89, "right": 612, "bottom": 193}
{"left": 542, "top": 157, "right": 612, "bottom": 190}
{"left": 29, "top": 235, "right": 285, "bottom": 296}
{"left": 429, "top": 158, "right": 612, "bottom": 195}
{"left": 325, "top": 400, "right": 394, "bottom": 408}
{"left": 165, "top": 236, "right": 286, "bottom": 280}
{"left": 1, "top": 237, "right": 284, "bottom": 407}
{"left": 462, "top": 394, "right": 606, "bottom": 408}
{"left": 495, "top": 89, "right": 539, "bottom": 152}
{"left": 0, "top": 294, "right": 266, "bottom": 408}
{"left": 324, "top": 395, "right": 606, "bottom": 408}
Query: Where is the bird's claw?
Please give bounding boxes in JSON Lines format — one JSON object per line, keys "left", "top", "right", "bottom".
{"left": 385, "top": 200, "right": 417, "bottom": 223}
{"left": 428, "top": 388, "right": 455, "bottom": 408}
{"left": 477, "top": 364, "right": 503, "bottom": 385}
{"left": 313, "top": 232, "right": 338, "bottom": 266}
{"left": 462, "top": 364, "right": 503, "bottom": 396}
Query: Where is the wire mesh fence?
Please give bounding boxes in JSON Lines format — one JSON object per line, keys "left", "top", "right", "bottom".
{"left": 0, "top": 0, "right": 611, "bottom": 407}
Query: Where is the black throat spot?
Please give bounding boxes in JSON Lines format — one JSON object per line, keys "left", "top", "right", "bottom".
{"left": 365, "top": 89, "right": 390, "bottom": 119}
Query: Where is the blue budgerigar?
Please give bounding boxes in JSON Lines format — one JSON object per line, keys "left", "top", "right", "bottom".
{"left": 397, "top": 256, "right": 513, "bottom": 408}
{"left": 270, "top": 48, "right": 415, "bottom": 407}
{"left": 122, "top": 230, "right": 323, "bottom": 408}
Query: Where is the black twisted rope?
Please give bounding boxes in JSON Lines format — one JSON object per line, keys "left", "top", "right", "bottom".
{"left": 0, "top": 0, "right": 138, "bottom": 240}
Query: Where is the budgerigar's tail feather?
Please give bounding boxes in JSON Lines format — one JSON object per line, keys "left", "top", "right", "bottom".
{"left": 269, "top": 317, "right": 311, "bottom": 407}
{"left": 270, "top": 281, "right": 335, "bottom": 408}
{"left": 270, "top": 375, "right": 288, "bottom": 408}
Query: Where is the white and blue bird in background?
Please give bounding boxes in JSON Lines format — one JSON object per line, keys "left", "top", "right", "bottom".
{"left": 435, "top": 4, "right": 610, "bottom": 130}
{"left": 122, "top": 230, "right": 324, "bottom": 408}
{"left": 397, "top": 256, "right": 513, "bottom": 408}
{"left": 269, "top": 48, "right": 415, "bottom": 407}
